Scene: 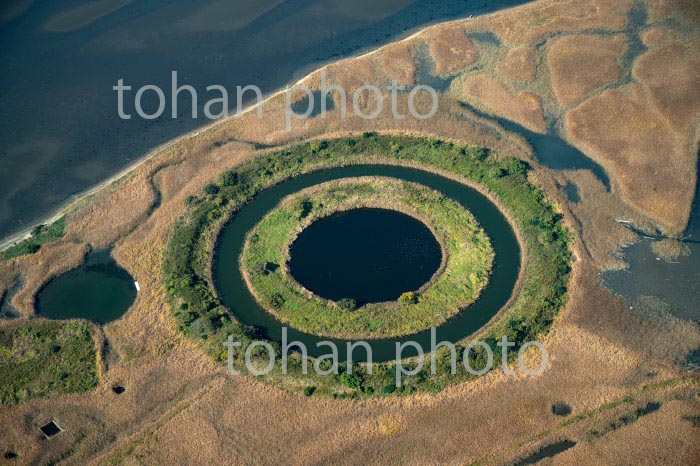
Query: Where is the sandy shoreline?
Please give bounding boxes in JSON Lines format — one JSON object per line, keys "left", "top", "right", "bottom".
{"left": 0, "top": 116, "right": 230, "bottom": 251}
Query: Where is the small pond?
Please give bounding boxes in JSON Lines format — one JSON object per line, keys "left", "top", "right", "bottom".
{"left": 36, "top": 249, "right": 137, "bottom": 324}
{"left": 288, "top": 208, "right": 442, "bottom": 304}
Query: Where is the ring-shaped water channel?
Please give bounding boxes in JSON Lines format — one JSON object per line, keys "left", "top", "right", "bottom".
{"left": 214, "top": 164, "right": 521, "bottom": 362}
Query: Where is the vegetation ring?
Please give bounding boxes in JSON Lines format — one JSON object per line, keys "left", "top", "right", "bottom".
{"left": 164, "top": 134, "right": 572, "bottom": 397}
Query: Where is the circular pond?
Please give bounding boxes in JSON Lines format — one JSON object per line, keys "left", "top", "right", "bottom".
{"left": 36, "top": 249, "right": 137, "bottom": 324}
{"left": 214, "top": 164, "right": 521, "bottom": 361}
{"left": 288, "top": 208, "right": 442, "bottom": 304}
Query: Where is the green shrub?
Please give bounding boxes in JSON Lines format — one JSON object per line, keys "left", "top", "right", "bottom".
{"left": 337, "top": 298, "right": 357, "bottom": 311}
{"left": 204, "top": 183, "right": 220, "bottom": 195}
{"left": 303, "top": 386, "right": 316, "bottom": 396}
{"left": 340, "top": 371, "right": 363, "bottom": 389}
{"left": 489, "top": 166, "right": 506, "bottom": 178}
{"left": 1, "top": 216, "right": 66, "bottom": 261}
{"left": 310, "top": 140, "right": 329, "bottom": 153}
{"left": 269, "top": 293, "right": 285, "bottom": 307}
{"left": 398, "top": 291, "right": 418, "bottom": 304}
{"left": 218, "top": 171, "right": 239, "bottom": 186}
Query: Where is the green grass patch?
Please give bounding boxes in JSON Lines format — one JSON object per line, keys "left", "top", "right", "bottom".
{"left": 243, "top": 177, "right": 493, "bottom": 338}
{"left": 163, "top": 134, "right": 572, "bottom": 396}
{"left": 1, "top": 216, "right": 67, "bottom": 261}
{"left": 0, "top": 320, "right": 98, "bottom": 404}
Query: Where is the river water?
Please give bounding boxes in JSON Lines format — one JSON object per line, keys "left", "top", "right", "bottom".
{"left": 0, "top": 0, "right": 529, "bottom": 239}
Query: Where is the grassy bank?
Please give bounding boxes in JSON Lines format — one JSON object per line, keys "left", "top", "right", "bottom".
{"left": 0, "top": 216, "right": 66, "bottom": 261}
{"left": 0, "top": 320, "right": 99, "bottom": 404}
{"left": 164, "top": 133, "right": 572, "bottom": 397}
{"left": 243, "top": 177, "right": 493, "bottom": 339}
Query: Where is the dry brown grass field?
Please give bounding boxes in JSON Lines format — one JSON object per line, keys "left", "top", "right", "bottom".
{"left": 547, "top": 34, "right": 627, "bottom": 107}
{"left": 427, "top": 24, "right": 480, "bottom": 76}
{"left": 461, "top": 74, "right": 549, "bottom": 133}
{"left": 1, "top": 0, "right": 699, "bottom": 464}
{"left": 496, "top": 46, "right": 537, "bottom": 83}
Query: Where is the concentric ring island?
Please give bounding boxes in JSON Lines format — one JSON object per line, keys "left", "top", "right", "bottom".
{"left": 165, "top": 134, "right": 571, "bottom": 393}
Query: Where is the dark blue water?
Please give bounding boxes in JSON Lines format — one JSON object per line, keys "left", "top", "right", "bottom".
{"left": 0, "top": 0, "right": 530, "bottom": 239}
{"left": 288, "top": 208, "right": 442, "bottom": 303}
{"left": 214, "top": 164, "right": 520, "bottom": 361}
{"left": 601, "top": 238, "right": 700, "bottom": 323}
{"left": 565, "top": 183, "right": 580, "bottom": 203}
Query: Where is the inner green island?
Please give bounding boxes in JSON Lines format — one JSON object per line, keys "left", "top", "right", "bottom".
{"left": 242, "top": 177, "right": 494, "bottom": 339}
